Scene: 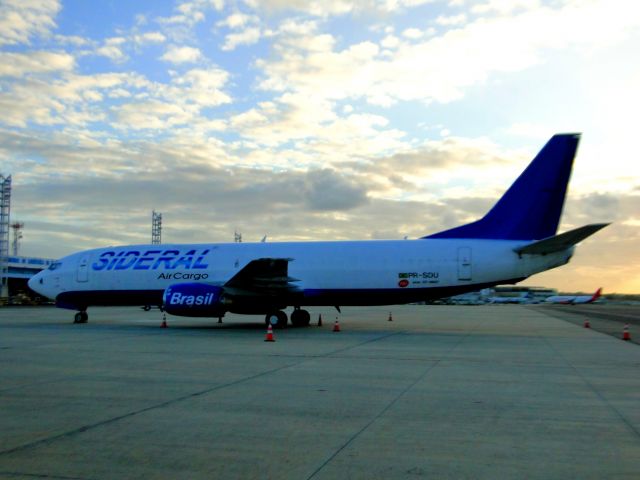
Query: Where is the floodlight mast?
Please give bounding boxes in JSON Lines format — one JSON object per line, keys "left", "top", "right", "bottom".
{"left": 11, "top": 222, "right": 24, "bottom": 256}
{"left": 0, "top": 175, "right": 11, "bottom": 300}
{"left": 151, "top": 210, "right": 162, "bottom": 245}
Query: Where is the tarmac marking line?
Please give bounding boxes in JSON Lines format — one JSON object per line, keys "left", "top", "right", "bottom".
{"left": 0, "top": 330, "right": 405, "bottom": 459}
{"left": 305, "top": 329, "right": 474, "bottom": 480}
{"left": 0, "top": 361, "right": 303, "bottom": 458}
{"left": 0, "top": 470, "right": 89, "bottom": 480}
{"left": 541, "top": 337, "right": 640, "bottom": 441}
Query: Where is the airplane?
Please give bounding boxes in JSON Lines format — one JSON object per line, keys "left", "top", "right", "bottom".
{"left": 545, "top": 287, "right": 603, "bottom": 304}
{"left": 487, "top": 294, "right": 534, "bottom": 305}
{"left": 28, "top": 133, "right": 609, "bottom": 327}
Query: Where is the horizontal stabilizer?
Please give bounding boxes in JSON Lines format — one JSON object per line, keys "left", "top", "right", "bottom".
{"left": 514, "top": 223, "right": 609, "bottom": 255}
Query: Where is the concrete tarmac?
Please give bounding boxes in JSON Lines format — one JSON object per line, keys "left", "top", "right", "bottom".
{"left": 537, "top": 304, "right": 640, "bottom": 344}
{"left": 0, "top": 305, "right": 639, "bottom": 479}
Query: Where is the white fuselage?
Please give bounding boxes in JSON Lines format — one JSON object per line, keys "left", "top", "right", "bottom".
{"left": 30, "top": 238, "right": 573, "bottom": 312}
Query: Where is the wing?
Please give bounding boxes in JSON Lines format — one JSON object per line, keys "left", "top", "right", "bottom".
{"left": 223, "top": 258, "right": 300, "bottom": 297}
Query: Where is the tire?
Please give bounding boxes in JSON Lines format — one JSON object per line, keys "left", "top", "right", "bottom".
{"left": 74, "top": 311, "right": 88, "bottom": 324}
{"left": 265, "top": 311, "right": 288, "bottom": 329}
{"left": 291, "top": 309, "right": 311, "bottom": 327}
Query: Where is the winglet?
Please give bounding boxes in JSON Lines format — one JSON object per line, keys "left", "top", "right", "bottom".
{"left": 425, "top": 134, "right": 581, "bottom": 240}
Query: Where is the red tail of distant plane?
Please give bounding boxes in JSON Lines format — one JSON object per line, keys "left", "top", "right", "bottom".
{"left": 545, "top": 287, "right": 603, "bottom": 304}
{"left": 589, "top": 287, "right": 603, "bottom": 303}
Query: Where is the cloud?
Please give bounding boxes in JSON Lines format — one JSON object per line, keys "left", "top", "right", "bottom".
{"left": 435, "top": 13, "right": 467, "bottom": 26}
{"left": 303, "top": 169, "right": 369, "bottom": 210}
{"left": 0, "top": 71, "right": 150, "bottom": 127}
{"left": 401, "top": 28, "right": 424, "bottom": 39}
{"left": 222, "top": 27, "right": 261, "bottom": 50}
{"left": 255, "top": 0, "right": 640, "bottom": 107}
{"left": 95, "top": 38, "right": 128, "bottom": 63}
{"left": 170, "top": 67, "right": 232, "bottom": 106}
{"left": 0, "top": 0, "right": 60, "bottom": 46}
{"left": 217, "top": 12, "right": 259, "bottom": 29}
{"left": 471, "top": 0, "right": 541, "bottom": 16}
{"left": 0, "top": 51, "right": 74, "bottom": 78}
{"left": 53, "top": 34, "right": 90, "bottom": 47}
{"left": 133, "top": 31, "right": 166, "bottom": 45}
{"left": 243, "top": 0, "right": 433, "bottom": 16}
{"left": 160, "top": 45, "right": 203, "bottom": 63}
{"left": 228, "top": 93, "right": 407, "bottom": 162}
{"left": 157, "top": 0, "right": 225, "bottom": 27}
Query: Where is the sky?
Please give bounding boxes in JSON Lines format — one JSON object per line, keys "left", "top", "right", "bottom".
{"left": 1, "top": 0, "right": 639, "bottom": 293}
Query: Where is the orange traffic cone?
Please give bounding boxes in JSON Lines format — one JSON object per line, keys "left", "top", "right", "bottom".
{"left": 265, "top": 324, "right": 275, "bottom": 342}
{"left": 318, "top": 314, "right": 323, "bottom": 327}
{"left": 333, "top": 319, "right": 341, "bottom": 332}
{"left": 584, "top": 318, "right": 590, "bottom": 328}
{"left": 388, "top": 312, "right": 393, "bottom": 322}
{"left": 623, "top": 324, "right": 631, "bottom": 341}
{"left": 161, "top": 314, "right": 167, "bottom": 328}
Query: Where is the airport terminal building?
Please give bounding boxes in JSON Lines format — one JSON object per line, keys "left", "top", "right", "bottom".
{"left": 2, "top": 255, "right": 55, "bottom": 304}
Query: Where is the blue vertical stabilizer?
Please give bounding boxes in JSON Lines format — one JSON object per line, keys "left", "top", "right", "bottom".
{"left": 424, "top": 133, "right": 580, "bottom": 241}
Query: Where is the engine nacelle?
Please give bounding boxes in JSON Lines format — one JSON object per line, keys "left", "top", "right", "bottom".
{"left": 162, "top": 283, "right": 226, "bottom": 317}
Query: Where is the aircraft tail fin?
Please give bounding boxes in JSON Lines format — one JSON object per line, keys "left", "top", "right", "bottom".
{"left": 425, "top": 134, "right": 581, "bottom": 240}
{"left": 590, "top": 287, "right": 603, "bottom": 303}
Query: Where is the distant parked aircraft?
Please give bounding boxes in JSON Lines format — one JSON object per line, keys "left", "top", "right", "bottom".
{"left": 545, "top": 288, "right": 603, "bottom": 304}
{"left": 488, "top": 293, "right": 534, "bottom": 304}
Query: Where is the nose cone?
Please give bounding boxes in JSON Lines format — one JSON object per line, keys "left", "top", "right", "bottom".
{"left": 28, "top": 271, "right": 45, "bottom": 296}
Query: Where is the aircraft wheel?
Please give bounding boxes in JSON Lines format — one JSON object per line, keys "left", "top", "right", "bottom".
{"left": 143, "top": 305, "right": 151, "bottom": 311}
{"left": 265, "top": 311, "right": 288, "bottom": 329}
{"left": 74, "top": 311, "right": 88, "bottom": 324}
{"left": 291, "top": 309, "right": 311, "bottom": 327}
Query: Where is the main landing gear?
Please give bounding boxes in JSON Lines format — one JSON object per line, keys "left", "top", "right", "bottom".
{"left": 265, "top": 311, "right": 288, "bottom": 329}
{"left": 74, "top": 311, "right": 88, "bottom": 324}
{"left": 290, "top": 308, "right": 311, "bottom": 327}
{"left": 264, "top": 308, "right": 311, "bottom": 328}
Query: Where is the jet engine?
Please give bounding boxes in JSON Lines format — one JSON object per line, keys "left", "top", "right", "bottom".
{"left": 162, "top": 283, "right": 226, "bottom": 317}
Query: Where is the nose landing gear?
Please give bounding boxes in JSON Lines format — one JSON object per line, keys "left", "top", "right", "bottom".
{"left": 74, "top": 311, "right": 88, "bottom": 324}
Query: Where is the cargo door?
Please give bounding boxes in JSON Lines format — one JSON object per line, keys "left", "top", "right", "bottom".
{"left": 457, "top": 247, "right": 472, "bottom": 281}
{"left": 77, "top": 255, "right": 89, "bottom": 282}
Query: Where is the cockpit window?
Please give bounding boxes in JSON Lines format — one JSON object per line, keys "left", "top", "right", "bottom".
{"left": 48, "top": 261, "right": 62, "bottom": 271}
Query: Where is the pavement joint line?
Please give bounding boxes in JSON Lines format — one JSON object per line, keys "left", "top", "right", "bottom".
{"left": 0, "top": 361, "right": 303, "bottom": 458}
{"left": 0, "top": 329, "right": 405, "bottom": 459}
{"left": 540, "top": 336, "right": 640, "bottom": 441}
{"left": 323, "top": 330, "right": 406, "bottom": 357}
{"left": 0, "top": 470, "right": 90, "bottom": 480}
{"left": 0, "top": 331, "right": 168, "bottom": 350}
{"left": 305, "top": 329, "right": 473, "bottom": 480}
{"left": 0, "top": 376, "right": 75, "bottom": 395}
